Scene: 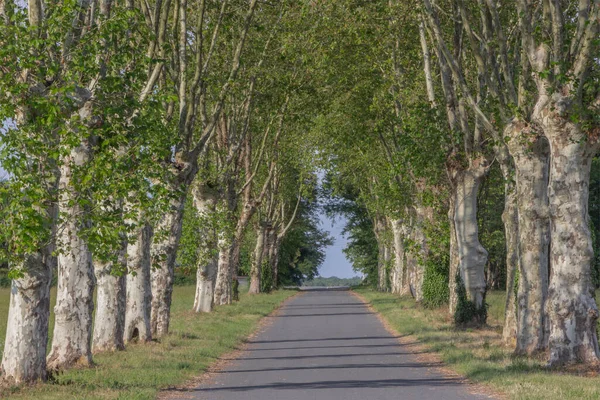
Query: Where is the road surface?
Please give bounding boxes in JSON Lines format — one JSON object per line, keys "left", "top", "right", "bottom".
{"left": 170, "top": 290, "right": 493, "bottom": 400}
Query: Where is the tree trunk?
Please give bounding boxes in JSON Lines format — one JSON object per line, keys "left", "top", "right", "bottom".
{"left": 229, "top": 238, "right": 242, "bottom": 300}
{"left": 92, "top": 244, "right": 126, "bottom": 353}
{"left": 506, "top": 120, "right": 551, "bottom": 355}
{"left": 271, "top": 240, "right": 281, "bottom": 289}
{"left": 384, "top": 244, "right": 392, "bottom": 292}
{"left": 452, "top": 159, "right": 488, "bottom": 310}
{"left": 213, "top": 233, "right": 232, "bottom": 306}
{"left": 194, "top": 257, "right": 217, "bottom": 313}
{"left": 390, "top": 219, "right": 405, "bottom": 294}
{"left": 412, "top": 206, "right": 431, "bottom": 302}
{"left": 448, "top": 193, "right": 459, "bottom": 314}
{"left": 377, "top": 240, "right": 387, "bottom": 292}
{"left": 192, "top": 183, "right": 218, "bottom": 312}
{"left": 1, "top": 253, "right": 53, "bottom": 384}
{"left": 47, "top": 144, "right": 94, "bottom": 372}
{"left": 124, "top": 224, "right": 153, "bottom": 343}
{"left": 542, "top": 101, "right": 600, "bottom": 365}
{"left": 249, "top": 224, "right": 266, "bottom": 294}
{"left": 374, "top": 217, "right": 388, "bottom": 292}
{"left": 500, "top": 163, "right": 519, "bottom": 344}
{"left": 150, "top": 193, "right": 186, "bottom": 338}
{"left": 400, "top": 222, "right": 411, "bottom": 296}
{"left": 263, "top": 224, "right": 278, "bottom": 289}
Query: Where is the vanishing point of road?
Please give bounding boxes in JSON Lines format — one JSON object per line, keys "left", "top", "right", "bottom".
{"left": 170, "top": 290, "right": 494, "bottom": 400}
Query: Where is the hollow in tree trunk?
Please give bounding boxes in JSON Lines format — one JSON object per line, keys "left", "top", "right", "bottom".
{"left": 124, "top": 224, "right": 153, "bottom": 343}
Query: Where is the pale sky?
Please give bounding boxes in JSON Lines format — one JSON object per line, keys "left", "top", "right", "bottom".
{"left": 317, "top": 212, "right": 356, "bottom": 279}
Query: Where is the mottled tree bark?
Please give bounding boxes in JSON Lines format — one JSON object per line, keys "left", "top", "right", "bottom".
{"left": 194, "top": 257, "right": 217, "bottom": 313}
{"left": 192, "top": 184, "right": 218, "bottom": 313}
{"left": 454, "top": 158, "right": 488, "bottom": 308}
{"left": 400, "top": 222, "right": 412, "bottom": 296}
{"left": 47, "top": 143, "right": 94, "bottom": 372}
{"left": 266, "top": 227, "right": 281, "bottom": 289}
{"left": 249, "top": 224, "right": 266, "bottom": 294}
{"left": 452, "top": 159, "right": 488, "bottom": 310}
{"left": 448, "top": 194, "right": 459, "bottom": 315}
{"left": 271, "top": 244, "right": 281, "bottom": 288}
{"left": 214, "top": 233, "right": 232, "bottom": 306}
{"left": 506, "top": 120, "right": 550, "bottom": 355}
{"left": 92, "top": 241, "right": 126, "bottom": 353}
{"left": 383, "top": 244, "right": 392, "bottom": 292}
{"left": 1, "top": 252, "right": 53, "bottom": 383}
{"left": 150, "top": 193, "right": 186, "bottom": 337}
{"left": 500, "top": 162, "right": 519, "bottom": 344}
{"left": 390, "top": 219, "right": 405, "bottom": 295}
{"left": 124, "top": 224, "right": 153, "bottom": 343}
{"left": 377, "top": 240, "right": 386, "bottom": 292}
{"left": 412, "top": 205, "right": 431, "bottom": 302}
{"left": 541, "top": 98, "right": 600, "bottom": 365}
{"left": 373, "top": 217, "right": 388, "bottom": 292}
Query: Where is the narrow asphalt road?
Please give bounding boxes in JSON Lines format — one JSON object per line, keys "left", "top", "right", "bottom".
{"left": 172, "top": 290, "right": 493, "bottom": 400}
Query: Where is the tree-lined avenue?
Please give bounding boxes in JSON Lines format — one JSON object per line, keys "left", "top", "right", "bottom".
{"left": 170, "top": 290, "right": 492, "bottom": 400}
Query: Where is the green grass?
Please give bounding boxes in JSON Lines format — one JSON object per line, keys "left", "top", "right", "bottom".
{"left": 354, "top": 288, "right": 600, "bottom": 400}
{"left": 0, "top": 286, "right": 295, "bottom": 399}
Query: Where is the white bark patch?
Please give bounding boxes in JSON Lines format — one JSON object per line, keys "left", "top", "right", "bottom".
{"left": 125, "top": 224, "right": 152, "bottom": 343}
{"left": 192, "top": 184, "right": 218, "bottom": 312}
{"left": 194, "top": 262, "right": 217, "bottom": 313}
{"left": 506, "top": 120, "right": 550, "bottom": 354}
{"left": 541, "top": 96, "right": 600, "bottom": 365}
{"left": 412, "top": 206, "right": 432, "bottom": 302}
{"left": 448, "top": 195, "right": 459, "bottom": 315}
{"left": 390, "top": 219, "right": 405, "bottom": 295}
{"left": 248, "top": 224, "right": 265, "bottom": 295}
{"left": 92, "top": 250, "right": 126, "bottom": 353}
{"left": 453, "top": 159, "right": 488, "bottom": 309}
{"left": 214, "top": 233, "right": 232, "bottom": 306}
{"left": 1, "top": 254, "right": 52, "bottom": 384}
{"left": 150, "top": 194, "right": 185, "bottom": 337}
{"left": 374, "top": 217, "right": 388, "bottom": 292}
{"left": 47, "top": 144, "right": 94, "bottom": 372}
{"left": 500, "top": 169, "right": 519, "bottom": 344}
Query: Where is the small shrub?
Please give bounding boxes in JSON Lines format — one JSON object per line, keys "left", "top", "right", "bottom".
{"left": 422, "top": 261, "right": 449, "bottom": 308}
{"left": 454, "top": 273, "right": 487, "bottom": 326}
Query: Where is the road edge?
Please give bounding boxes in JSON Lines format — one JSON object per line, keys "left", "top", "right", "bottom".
{"left": 157, "top": 290, "right": 304, "bottom": 400}
{"left": 349, "top": 290, "right": 506, "bottom": 400}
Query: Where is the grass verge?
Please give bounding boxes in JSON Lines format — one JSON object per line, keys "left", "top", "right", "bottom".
{"left": 353, "top": 288, "right": 600, "bottom": 400}
{"left": 0, "top": 286, "right": 296, "bottom": 400}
